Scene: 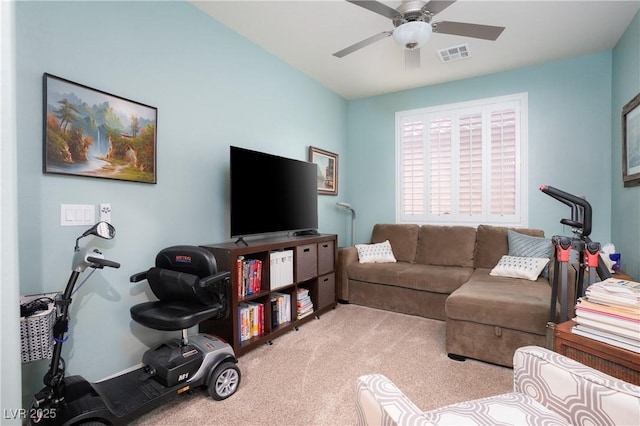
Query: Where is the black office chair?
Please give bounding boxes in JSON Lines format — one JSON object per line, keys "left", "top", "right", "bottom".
{"left": 130, "top": 245, "right": 230, "bottom": 346}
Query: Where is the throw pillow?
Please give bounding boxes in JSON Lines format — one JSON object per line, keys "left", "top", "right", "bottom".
{"left": 508, "top": 230, "right": 553, "bottom": 277}
{"left": 355, "top": 240, "right": 397, "bottom": 264}
{"left": 490, "top": 255, "right": 550, "bottom": 281}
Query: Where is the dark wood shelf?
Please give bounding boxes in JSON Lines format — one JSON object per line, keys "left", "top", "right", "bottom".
{"left": 200, "top": 234, "right": 337, "bottom": 356}
{"left": 554, "top": 320, "right": 640, "bottom": 385}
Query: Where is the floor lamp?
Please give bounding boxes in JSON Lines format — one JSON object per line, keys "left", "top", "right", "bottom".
{"left": 336, "top": 202, "right": 356, "bottom": 246}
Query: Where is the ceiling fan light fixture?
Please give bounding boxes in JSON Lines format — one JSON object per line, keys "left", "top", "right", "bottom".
{"left": 393, "top": 21, "right": 432, "bottom": 50}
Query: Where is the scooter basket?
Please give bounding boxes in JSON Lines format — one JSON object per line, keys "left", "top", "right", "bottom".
{"left": 20, "top": 294, "right": 57, "bottom": 363}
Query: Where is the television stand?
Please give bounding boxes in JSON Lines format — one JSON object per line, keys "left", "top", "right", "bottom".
{"left": 201, "top": 234, "right": 337, "bottom": 356}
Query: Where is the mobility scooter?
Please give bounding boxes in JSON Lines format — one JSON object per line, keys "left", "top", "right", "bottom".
{"left": 29, "top": 222, "right": 240, "bottom": 425}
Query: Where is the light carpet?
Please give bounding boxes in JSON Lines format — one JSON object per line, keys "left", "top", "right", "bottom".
{"left": 132, "top": 303, "right": 512, "bottom": 425}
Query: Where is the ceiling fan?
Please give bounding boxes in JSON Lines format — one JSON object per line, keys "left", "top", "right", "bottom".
{"left": 333, "top": 0, "right": 506, "bottom": 68}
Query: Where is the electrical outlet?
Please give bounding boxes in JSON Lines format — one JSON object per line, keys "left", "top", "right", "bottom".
{"left": 99, "top": 203, "right": 112, "bottom": 223}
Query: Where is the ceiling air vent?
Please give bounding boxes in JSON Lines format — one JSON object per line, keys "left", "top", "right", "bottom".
{"left": 437, "top": 44, "right": 471, "bottom": 63}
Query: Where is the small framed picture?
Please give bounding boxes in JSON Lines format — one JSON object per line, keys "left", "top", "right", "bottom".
{"left": 622, "top": 92, "right": 640, "bottom": 187}
{"left": 309, "top": 146, "right": 338, "bottom": 195}
{"left": 43, "top": 73, "right": 157, "bottom": 184}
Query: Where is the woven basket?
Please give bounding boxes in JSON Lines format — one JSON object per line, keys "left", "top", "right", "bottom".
{"left": 20, "top": 294, "right": 57, "bottom": 363}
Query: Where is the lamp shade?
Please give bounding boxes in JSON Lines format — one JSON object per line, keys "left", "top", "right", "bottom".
{"left": 393, "top": 21, "right": 432, "bottom": 49}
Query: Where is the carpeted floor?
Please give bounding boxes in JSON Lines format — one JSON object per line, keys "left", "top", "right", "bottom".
{"left": 131, "top": 304, "right": 512, "bottom": 425}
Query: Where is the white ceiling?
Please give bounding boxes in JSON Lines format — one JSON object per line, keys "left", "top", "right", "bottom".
{"left": 191, "top": 0, "right": 640, "bottom": 100}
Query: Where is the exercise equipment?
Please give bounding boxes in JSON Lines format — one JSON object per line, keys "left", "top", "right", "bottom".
{"left": 540, "top": 185, "right": 611, "bottom": 323}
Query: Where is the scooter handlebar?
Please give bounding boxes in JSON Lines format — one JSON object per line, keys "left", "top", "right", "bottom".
{"left": 86, "top": 256, "right": 121, "bottom": 269}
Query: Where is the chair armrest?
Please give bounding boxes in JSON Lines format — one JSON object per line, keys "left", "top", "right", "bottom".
{"left": 337, "top": 247, "right": 358, "bottom": 301}
{"left": 514, "top": 346, "right": 640, "bottom": 425}
{"left": 198, "top": 271, "right": 231, "bottom": 289}
{"left": 356, "top": 374, "right": 433, "bottom": 426}
{"left": 130, "top": 270, "right": 149, "bottom": 283}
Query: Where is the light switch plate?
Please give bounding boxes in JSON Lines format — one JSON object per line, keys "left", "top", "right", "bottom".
{"left": 61, "top": 204, "right": 95, "bottom": 226}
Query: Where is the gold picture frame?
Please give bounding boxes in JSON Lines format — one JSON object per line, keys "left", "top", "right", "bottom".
{"left": 622, "top": 92, "right": 640, "bottom": 187}
{"left": 308, "top": 146, "right": 338, "bottom": 195}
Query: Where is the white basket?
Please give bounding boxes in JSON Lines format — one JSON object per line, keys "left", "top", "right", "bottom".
{"left": 20, "top": 294, "right": 57, "bottom": 363}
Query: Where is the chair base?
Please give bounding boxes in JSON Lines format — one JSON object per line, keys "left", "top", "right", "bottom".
{"left": 143, "top": 340, "right": 204, "bottom": 387}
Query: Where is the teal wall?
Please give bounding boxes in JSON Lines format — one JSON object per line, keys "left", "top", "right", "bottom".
{"left": 347, "top": 52, "right": 614, "bottom": 247}
{"left": 8, "top": 0, "right": 639, "bottom": 412}
{"left": 612, "top": 11, "right": 640, "bottom": 279}
{"left": 15, "top": 1, "right": 347, "bottom": 405}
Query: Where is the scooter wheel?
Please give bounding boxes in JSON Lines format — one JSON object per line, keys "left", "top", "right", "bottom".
{"left": 207, "top": 362, "right": 240, "bottom": 401}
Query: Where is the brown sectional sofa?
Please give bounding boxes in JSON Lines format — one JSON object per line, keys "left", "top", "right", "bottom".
{"left": 338, "top": 223, "right": 569, "bottom": 367}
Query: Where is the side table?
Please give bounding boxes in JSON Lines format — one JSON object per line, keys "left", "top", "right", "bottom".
{"left": 554, "top": 320, "right": 640, "bottom": 385}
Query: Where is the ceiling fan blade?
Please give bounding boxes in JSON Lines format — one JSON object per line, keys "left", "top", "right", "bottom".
{"left": 433, "top": 21, "right": 505, "bottom": 41}
{"left": 423, "top": 0, "right": 457, "bottom": 16}
{"left": 346, "top": 0, "right": 401, "bottom": 20}
{"left": 405, "top": 48, "right": 421, "bottom": 70}
{"left": 333, "top": 31, "right": 393, "bottom": 58}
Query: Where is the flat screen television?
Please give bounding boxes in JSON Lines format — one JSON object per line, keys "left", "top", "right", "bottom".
{"left": 230, "top": 146, "right": 318, "bottom": 238}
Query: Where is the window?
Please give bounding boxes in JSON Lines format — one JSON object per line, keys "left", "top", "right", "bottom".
{"left": 396, "top": 93, "right": 528, "bottom": 227}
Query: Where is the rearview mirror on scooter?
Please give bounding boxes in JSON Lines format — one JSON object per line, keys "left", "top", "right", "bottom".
{"left": 75, "top": 221, "right": 115, "bottom": 250}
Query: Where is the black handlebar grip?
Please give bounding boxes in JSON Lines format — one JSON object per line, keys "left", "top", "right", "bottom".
{"left": 87, "top": 256, "right": 121, "bottom": 269}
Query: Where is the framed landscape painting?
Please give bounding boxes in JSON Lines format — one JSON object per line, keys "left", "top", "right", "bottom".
{"left": 309, "top": 146, "right": 338, "bottom": 195}
{"left": 43, "top": 73, "right": 157, "bottom": 184}
{"left": 622, "top": 92, "right": 640, "bottom": 188}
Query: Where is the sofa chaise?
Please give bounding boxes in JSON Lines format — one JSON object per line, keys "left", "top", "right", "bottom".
{"left": 338, "top": 224, "right": 574, "bottom": 367}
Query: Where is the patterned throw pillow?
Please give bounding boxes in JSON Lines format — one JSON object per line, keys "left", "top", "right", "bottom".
{"left": 508, "top": 230, "right": 552, "bottom": 278}
{"left": 490, "top": 255, "right": 550, "bottom": 281}
{"left": 355, "top": 240, "right": 397, "bottom": 264}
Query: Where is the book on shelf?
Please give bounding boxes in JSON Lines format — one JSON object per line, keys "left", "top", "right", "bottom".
{"left": 575, "top": 305, "right": 639, "bottom": 330}
{"left": 573, "top": 316, "right": 640, "bottom": 340}
{"left": 571, "top": 324, "right": 640, "bottom": 353}
{"left": 236, "top": 256, "right": 262, "bottom": 299}
{"left": 270, "top": 292, "right": 291, "bottom": 327}
{"left": 586, "top": 278, "right": 640, "bottom": 308}
{"left": 270, "top": 250, "right": 294, "bottom": 290}
{"left": 576, "top": 298, "right": 640, "bottom": 321}
{"left": 238, "top": 301, "right": 264, "bottom": 342}
{"left": 296, "top": 287, "right": 314, "bottom": 319}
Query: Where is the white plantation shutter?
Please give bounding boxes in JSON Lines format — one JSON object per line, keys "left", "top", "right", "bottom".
{"left": 490, "top": 109, "right": 517, "bottom": 216}
{"left": 429, "top": 118, "right": 452, "bottom": 216}
{"left": 399, "top": 117, "right": 425, "bottom": 217}
{"left": 458, "top": 113, "right": 483, "bottom": 216}
{"left": 396, "top": 93, "right": 528, "bottom": 227}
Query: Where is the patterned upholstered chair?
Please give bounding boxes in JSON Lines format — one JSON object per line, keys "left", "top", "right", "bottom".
{"left": 356, "top": 346, "right": 640, "bottom": 425}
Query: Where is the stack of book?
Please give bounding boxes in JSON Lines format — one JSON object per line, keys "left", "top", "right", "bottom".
{"left": 572, "top": 278, "right": 640, "bottom": 353}
{"left": 270, "top": 292, "right": 291, "bottom": 328}
{"left": 236, "top": 256, "right": 262, "bottom": 299}
{"left": 296, "top": 288, "right": 314, "bottom": 320}
{"left": 238, "top": 301, "right": 264, "bottom": 342}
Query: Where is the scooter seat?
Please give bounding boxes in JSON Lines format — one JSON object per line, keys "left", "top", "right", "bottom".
{"left": 130, "top": 300, "right": 224, "bottom": 331}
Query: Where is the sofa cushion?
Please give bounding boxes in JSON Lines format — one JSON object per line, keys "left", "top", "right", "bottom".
{"left": 508, "top": 230, "right": 553, "bottom": 278}
{"left": 347, "top": 262, "right": 410, "bottom": 288}
{"left": 355, "top": 240, "right": 397, "bottom": 264}
{"left": 474, "top": 225, "right": 545, "bottom": 269}
{"left": 422, "top": 392, "right": 569, "bottom": 426}
{"left": 371, "top": 224, "right": 419, "bottom": 263}
{"left": 415, "top": 225, "right": 476, "bottom": 268}
{"left": 490, "top": 255, "right": 550, "bottom": 281}
{"left": 445, "top": 269, "right": 552, "bottom": 335}
{"left": 347, "top": 262, "right": 472, "bottom": 294}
